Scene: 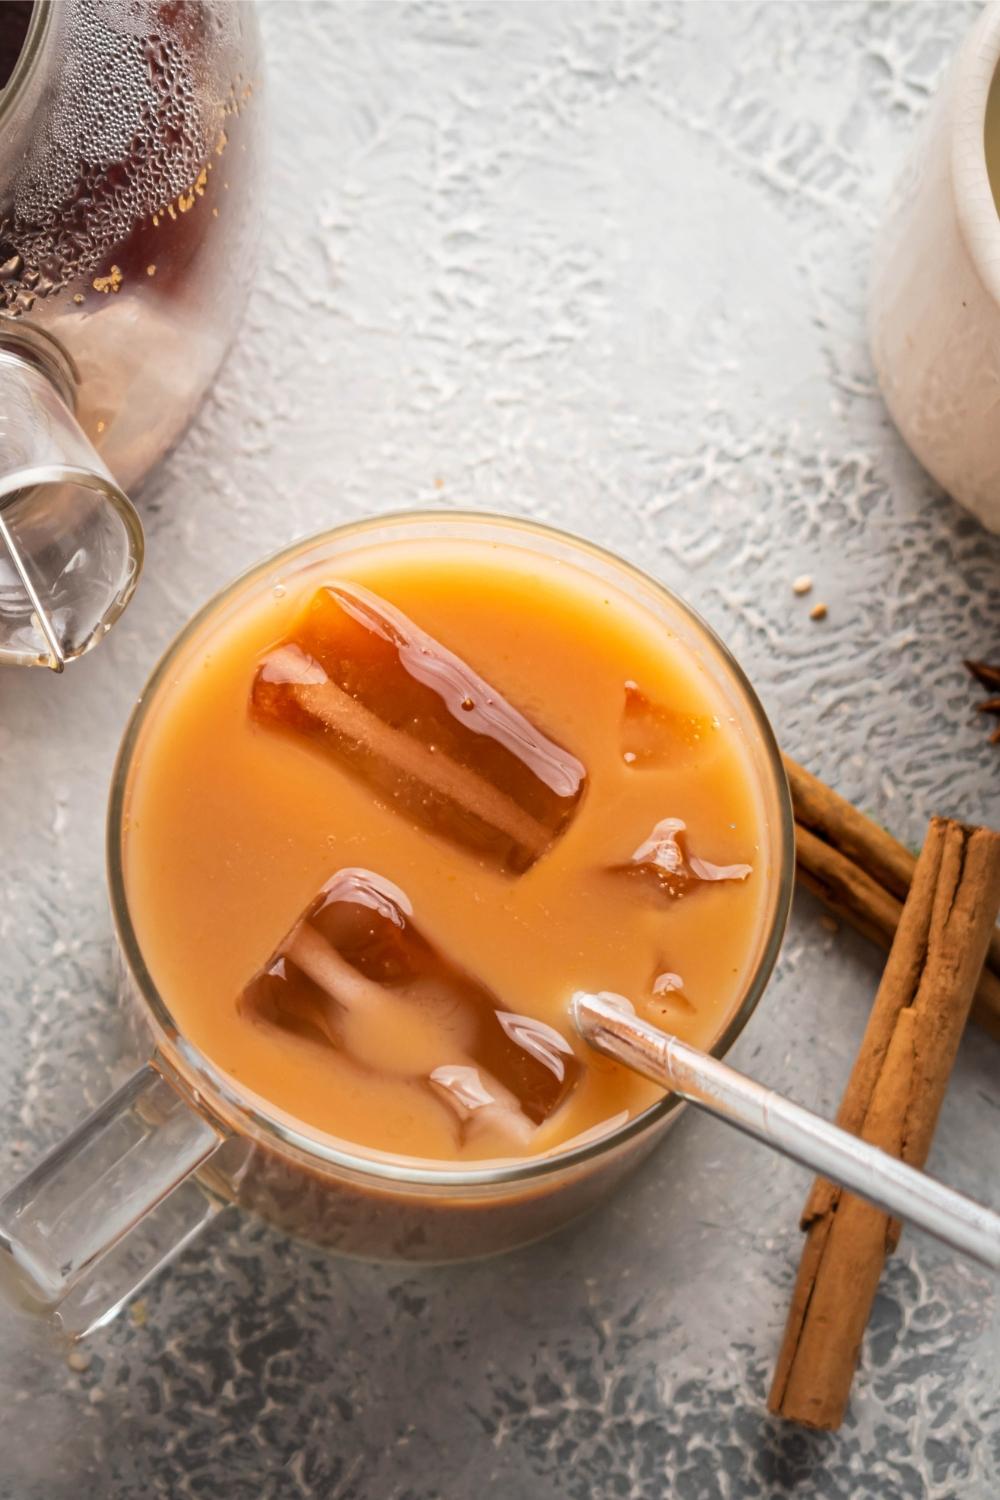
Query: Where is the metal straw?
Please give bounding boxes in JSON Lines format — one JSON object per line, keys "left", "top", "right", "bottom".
{"left": 572, "top": 991, "right": 1000, "bottom": 1272}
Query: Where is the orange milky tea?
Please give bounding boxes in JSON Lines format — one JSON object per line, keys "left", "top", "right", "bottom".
{"left": 122, "top": 529, "right": 772, "bottom": 1169}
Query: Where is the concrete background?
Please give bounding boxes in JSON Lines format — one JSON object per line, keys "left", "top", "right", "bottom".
{"left": 1, "top": 4, "right": 998, "bottom": 1497}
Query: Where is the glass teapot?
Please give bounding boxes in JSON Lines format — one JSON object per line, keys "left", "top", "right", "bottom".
{"left": 0, "top": 0, "right": 262, "bottom": 670}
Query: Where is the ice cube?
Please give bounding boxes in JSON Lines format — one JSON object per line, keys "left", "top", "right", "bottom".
{"left": 651, "top": 970, "right": 688, "bottom": 998}
{"left": 250, "top": 584, "right": 586, "bottom": 872}
{"left": 650, "top": 968, "right": 697, "bottom": 1022}
{"left": 428, "top": 1065, "right": 536, "bottom": 1147}
{"left": 615, "top": 817, "right": 752, "bottom": 900}
{"left": 620, "top": 680, "right": 715, "bottom": 769}
{"left": 239, "top": 868, "right": 582, "bottom": 1139}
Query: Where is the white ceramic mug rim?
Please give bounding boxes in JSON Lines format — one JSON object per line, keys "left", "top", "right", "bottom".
{"left": 952, "top": 0, "right": 1000, "bottom": 310}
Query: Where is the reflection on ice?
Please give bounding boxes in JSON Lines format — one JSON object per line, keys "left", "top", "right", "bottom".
{"left": 429, "top": 1064, "right": 535, "bottom": 1146}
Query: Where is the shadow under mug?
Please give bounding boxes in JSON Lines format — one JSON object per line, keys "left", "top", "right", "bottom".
{"left": 0, "top": 512, "right": 794, "bottom": 1339}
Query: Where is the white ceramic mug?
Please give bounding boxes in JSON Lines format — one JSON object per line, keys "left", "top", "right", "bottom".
{"left": 871, "top": 2, "right": 1000, "bottom": 533}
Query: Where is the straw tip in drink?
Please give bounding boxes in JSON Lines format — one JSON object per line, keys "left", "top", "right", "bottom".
{"left": 570, "top": 991, "right": 636, "bottom": 1034}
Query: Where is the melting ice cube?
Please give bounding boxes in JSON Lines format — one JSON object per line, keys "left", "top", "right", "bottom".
{"left": 650, "top": 968, "right": 698, "bottom": 1023}
{"left": 620, "top": 681, "right": 715, "bottom": 769}
{"left": 251, "top": 584, "right": 586, "bottom": 873}
{"left": 615, "top": 817, "right": 752, "bottom": 901}
{"left": 240, "top": 868, "right": 582, "bottom": 1143}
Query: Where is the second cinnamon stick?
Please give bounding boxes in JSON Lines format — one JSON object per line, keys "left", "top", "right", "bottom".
{"left": 768, "top": 817, "right": 1000, "bottom": 1429}
{"left": 785, "top": 757, "right": 1000, "bottom": 1039}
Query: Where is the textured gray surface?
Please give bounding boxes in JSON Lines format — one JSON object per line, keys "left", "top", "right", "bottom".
{"left": 1, "top": 3, "right": 999, "bottom": 1497}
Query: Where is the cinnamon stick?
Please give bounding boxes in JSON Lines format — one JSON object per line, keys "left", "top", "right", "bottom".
{"left": 785, "top": 755, "right": 1000, "bottom": 1039}
{"left": 768, "top": 817, "right": 1000, "bottom": 1430}
{"left": 783, "top": 754, "right": 915, "bottom": 899}
{"left": 965, "top": 659, "right": 1000, "bottom": 692}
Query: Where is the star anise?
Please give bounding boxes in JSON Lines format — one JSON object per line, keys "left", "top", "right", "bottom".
{"left": 964, "top": 660, "right": 1000, "bottom": 744}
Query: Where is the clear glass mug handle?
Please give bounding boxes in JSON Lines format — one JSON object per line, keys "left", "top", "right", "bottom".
{"left": 0, "top": 1059, "right": 245, "bottom": 1339}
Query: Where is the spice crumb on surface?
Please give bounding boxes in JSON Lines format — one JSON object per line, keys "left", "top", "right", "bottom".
{"left": 129, "top": 1298, "right": 148, "bottom": 1327}
{"left": 819, "top": 914, "right": 839, "bottom": 934}
{"left": 810, "top": 602, "right": 828, "bottom": 622}
{"left": 66, "top": 1348, "right": 91, "bottom": 1373}
{"left": 792, "top": 574, "right": 813, "bottom": 596}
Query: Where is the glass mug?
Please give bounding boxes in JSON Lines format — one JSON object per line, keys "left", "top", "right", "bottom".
{"left": 0, "top": 513, "right": 794, "bottom": 1338}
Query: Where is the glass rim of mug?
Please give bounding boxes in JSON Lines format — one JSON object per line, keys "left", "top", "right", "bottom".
{"left": 106, "top": 510, "right": 794, "bottom": 1189}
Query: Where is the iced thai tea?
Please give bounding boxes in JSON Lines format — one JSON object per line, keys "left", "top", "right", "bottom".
{"left": 122, "top": 531, "right": 771, "bottom": 1165}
